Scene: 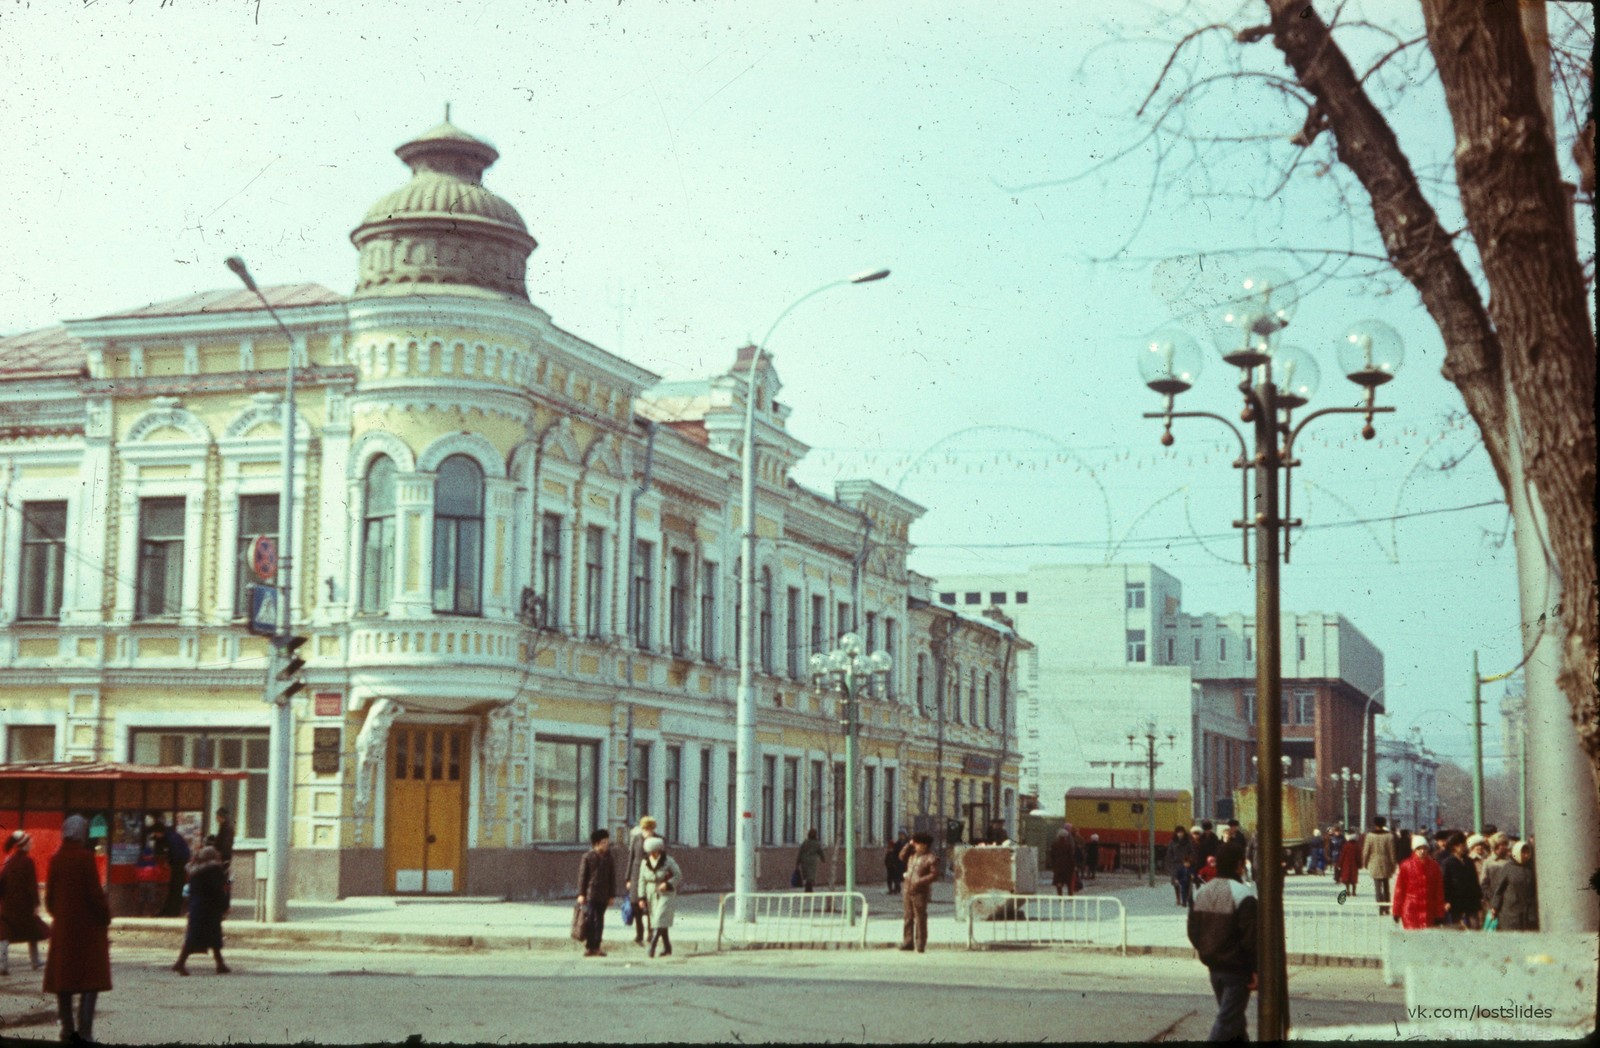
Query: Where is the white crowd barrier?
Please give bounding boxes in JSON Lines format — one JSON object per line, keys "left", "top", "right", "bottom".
{"left": 965, "top": 893, "right": 1128, "bottom": 954}
{"left": 715, "top": 891, "right": 871, "bottom": 950}
{"left": 1283, "top": 898, "right": 1389, "bottom": 959}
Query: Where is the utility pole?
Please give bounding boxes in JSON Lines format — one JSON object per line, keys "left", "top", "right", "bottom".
{"left": 1470, "top": 651, "right": 1484, "bottom": 831}
{"left": 1128, "top": 722, "right": 1174, "bottom": 887}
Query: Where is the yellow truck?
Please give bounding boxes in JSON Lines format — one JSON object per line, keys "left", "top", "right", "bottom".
{"left": 1232, "top": 783, "right": 1318, "bottom": 874}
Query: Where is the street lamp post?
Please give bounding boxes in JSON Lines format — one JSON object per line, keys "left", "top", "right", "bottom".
{"left": 809, "top": 633, "right": 893, "bottom": 922}
{"left": 1384, "top": 778, "right": 1402, "bottom": 827}
{"left": 224, "top": 255, "right": 299, "bottom": 924}
{"left": 1333, "top": 766, "right": 1361, "bottom": 830}
{"left": 1127, "top": 722, "right": 1175, "bottom": 887}
{"left": 735, "top": 268, "right": 889, "bottom": 921}
{"left": 1138, "top": 266, "right": 1402, "bottom": 1041}
{"left": 1357, "top": 686, "right": 1386, "bottom": 832}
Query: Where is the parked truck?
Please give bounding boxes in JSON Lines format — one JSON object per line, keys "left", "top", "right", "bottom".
{"left": 1231, "top": 783, "right": 1318, "bottom": 874}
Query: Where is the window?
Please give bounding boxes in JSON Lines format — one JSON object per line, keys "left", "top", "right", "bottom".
{"left": 968, "top": 668, "right": 978, "bottom": 724}
{"left": 698, "top": 748, "right": 712, "bottom": 846}
{"left": 1193, "top": 636, "right": 1202, "bottom": 661}
{"left": 782, "top": 757, "right": 799, "bottom": 843}
{"left": 1014, "top": 591, "right": 1028, "bottom": 604}
{"left": 1282, "top": 692, "right": 1293, "bottom": 724}
{"left": 939, "top": 592, "right": 956, "bottom": 605}
{"left": 1245, "top": 637, "right": 1254, "bottom": 661}
{"left": 6, "top": 725, "right": 56, "bottom": 762}
{"left": 864, "top": 766, "right": 878, "bottom": 844}
{"left": 360, "top": 459, "right": 397, "bottom": 613}
{"left": 1244, "top": 689, "right": 1257, "bottom": 723}
{"left": 832, "top": 764, "right": 847, "bottom": 845}
{"left": 1127, "top": 629, "right": 1147, "bottom": 663}
{"left": 837, "top": 601, "right": 851, "bottom": 640}
{"left": 759, "top": 568, "right": 774, "bottom": 674}
{"left": 699, "top": 561, "right": 717, "bottom": 661}
{"left": 1165, "top": 636, "right": 1176, "bottom": 663}
{"left": 584, "top": 526, "right": 606, "bottom": 638}
{"left": 811, "top": 595, "right": 826, "bottom": 655}
{"left": 918, "top": 776, "right": 931, "bottom": 815}
{"left": 631, "top": 540, "right": 653, "bottom": 650}
{"left": 761, "top": 755, "right": 776, "bottom": 846}
{"left": 963, "top": 592, "right": 981, "bottom": 605}
{"left": 539, "top": 514, "right": 563, "bottom": 629}
{"left": 1297, "top": 635, "right": 1307, "bottom": 661}
{"left": 990, "top": 591, "right": 1007, "bottom": 605}
{"left": 865, "top": 612, "right": 877, "bottom": 653}
{"left": 136, "top": 497, "right": 186, "bottom": 618}
{"left": 629, "top": 742, "right": 651, "bottom": 826}
{"left": 1126, "top": 582, "right": 1146, "bottom": 609}
{"left": 669, "top": 551, "right": 690, "bottom": 656}
{"left": 883, "top": 617, "right": 897, "bottom": 699}
{"left": 950, "top": 667, "right": 962, "bottom": 724}
{"left": 786, "top": 587, "right": 802, "bottom": 678}
{"left": 664, "top": 745, "right": 682, "bottom": 842}
{"left": 1297, "top": 690, "right": 1316, "bottom": 725}
{"left": 234, "top": 494, "right": 279, "bottom": 617}
{"left": 809, "top": 759, "right": 824, "bottom": 840}
{"left": 432, "top": 455, "right": 484, "bottom": 614}
{"left": 726, "top": 754, "right": 736, "bottom": 846}
{"left": 132, "top": 729, "right": 268, "bottom": 840}
{"left": 916, "top": 653, "right": 927, "bottom": 714}
{"left": 18, "top": 501, "right": 67, "bottom": 620}
{"left": 532, "top": 737, "right": 599, "bottom": 843}
{"left": 1218, "top": 637, "right": 1228, "bottom": 661}
{"left": 883, "top": 767, "right": 897, "bottom": 843}
{"left": 983, "top": 673, "right": 994, "bottom": 728}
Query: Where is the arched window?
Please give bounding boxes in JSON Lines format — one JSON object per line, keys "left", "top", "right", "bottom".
{"left": 759, "top": 567, "right": 774, "bottom": 674}
{"left": 359, "top": 456, "right": 396, "bottom": 613}
{"left": 432, "top": 455, "right": 484, "bottom": 614}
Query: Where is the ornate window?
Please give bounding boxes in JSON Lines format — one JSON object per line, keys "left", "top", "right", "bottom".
{"left": 669, "top": 551, "right": 690, "bottom": 657}
{"left": 136, "top": 498, "right": 186, "bottom": 618}
{"left": 234, "top": 495, "right": 280, "bottom": 617}
{"left": 432, "top": 455, "right": 484, "bottom": 614}
{"left": 631, "top": 540, "right": 654, "bottom": 650}
{"left": 759, "top": 567, "right": 774, "bottom": 674}
{"left": 540, "top": 513, "right": 563, "bottom": 629}
{"left": 18, "top": 501, "right": 67, "bottom": 620}
{"left": 584, "top": 526, "right": 606, "bottom": 638}
{"left": 699, "top": 560, "right": 717, "bottom": 661}
{"left": 360, "top": 456, "right": 396, "bottom": 613}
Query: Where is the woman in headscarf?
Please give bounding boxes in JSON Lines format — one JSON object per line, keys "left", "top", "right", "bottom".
{"left": 624, "top": 815, "right": 658, "bottom": 947}
{"left": 1390, "top": 834, "right": 1445, "bottom": 930}
{"left": 1336, "top": 828, "right": 1364, "bottom": 896}
{"left": 636, "top": 836, "right": 681, "bottom": 958}
{"left": 43, "top": 815, "right": 111, "bottom": 1043}
{"left": 1488, "top": 841, "right": 1538, "bottom": 930}
{"left": 1, "top": 830, "right": 49, "bottom": 974}
{"left": 172, "top": 846, "right": 230, "bottom": 975}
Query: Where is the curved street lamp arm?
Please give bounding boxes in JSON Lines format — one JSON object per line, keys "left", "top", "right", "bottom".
{"left": 1281, "top": 404, "right": 1394, "bottom": 562}
{"left": 1284, "top": 404, "right": 1395, "bottom": 458}
{"left": 1144, "top": 409, "right": 1253, "bottom": 565}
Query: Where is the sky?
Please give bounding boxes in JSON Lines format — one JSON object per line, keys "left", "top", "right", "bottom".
{"left": 3, "top": 0, "right": 1589, "bottom": 802}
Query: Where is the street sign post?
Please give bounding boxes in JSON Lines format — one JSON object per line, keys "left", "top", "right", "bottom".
{"left": 248, "top": 584, "right": 281, "bottom": 637}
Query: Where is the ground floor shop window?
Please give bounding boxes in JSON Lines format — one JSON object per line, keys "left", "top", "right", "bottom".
{"left": 129, "top": 729, "right": 268, "bottom": 840}
{"left": 533, "top": 738, "right": 599, "bottom": 843}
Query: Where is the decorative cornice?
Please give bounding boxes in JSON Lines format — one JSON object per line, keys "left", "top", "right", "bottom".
{"left": 82, "top": 367, "right": 358, "bottom": 399}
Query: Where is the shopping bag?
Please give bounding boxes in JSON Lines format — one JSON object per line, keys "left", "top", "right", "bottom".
{"left": 570, "top": 903, "right": 586, "bottom": 941}
{"left": 621, "top": 894, "right": 635, "bottom": 926}
{"left": 790, "top": 867, "right": 803, "bottom": 888}
{"left": 1483, "top": 914, "right": 1498, "bottom": 931}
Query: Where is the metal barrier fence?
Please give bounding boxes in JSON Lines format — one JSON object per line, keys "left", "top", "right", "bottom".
{"left": 715, "top": 892, "right": 871, "bottom": 950}
{"left": 1283, "top": 899, "right": 1389, "bottom": 959}
{"left": 965, "top": 894, "right": 1128, "bottom": 953}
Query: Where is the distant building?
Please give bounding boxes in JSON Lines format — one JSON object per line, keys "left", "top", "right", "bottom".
{"left": 1374, "top": 729, "right": 1441, "bottom": 832}
{"left": 934, "top": 563, "right": 1384, "bottom": 827}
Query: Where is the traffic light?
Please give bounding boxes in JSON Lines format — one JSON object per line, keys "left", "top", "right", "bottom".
{"left": 272, "top": 634, "right": 308, "bottom": 704}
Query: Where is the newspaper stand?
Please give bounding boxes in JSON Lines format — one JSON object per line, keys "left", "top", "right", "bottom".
{"left": 0, "top": 762, "right": 248, "bottom": 916}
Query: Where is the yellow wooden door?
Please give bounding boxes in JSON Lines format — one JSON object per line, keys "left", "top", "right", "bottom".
{"left": 386, "top": 727, "right": 467, "bottom": 893}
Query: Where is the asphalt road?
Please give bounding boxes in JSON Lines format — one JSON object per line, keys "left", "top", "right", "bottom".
{"left": 0, "top": 945, "right": 1405, "bottom": 1043}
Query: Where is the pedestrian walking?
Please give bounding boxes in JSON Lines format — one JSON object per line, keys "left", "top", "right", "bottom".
{"left": 1195, "top": 820, "right": 1220, "bottom": 868}
{"left": 1326, "top": 826, "right": 1344, "bottom": 873}
{"left": 796, "top": 829, "right": 825, "bottom": 893}
{"left": 42, "top": 815, "right": 111, "bottom": 1044}
{"left": 212, "top": 808, "right": 235, "bottom": 865}
{"left": 1186, "top": 840, "right": 1258, "bottom": 1042}
{"left": 1439, "top": 832, "right": 1482, "bottom": 929}
{"left": 576, "top": 829, "right": 616, "bottom": 957}
{"left": 1, "top": 831, "right": 49, "bottom": 975}
{"left": 1083, "top": 834, "right": 1100, "bottom": 880}
{"left": 636, "top": 837, "right": 680, "bottom": 958}
{"left": 623, "top": 815, "right": 657, "bottom": 948}
{"left": 1480, "top": 832, "right": 1512, "bottom": 899}
{"left": 1167, "top": 826, "right": 1195, "bottom": 907}
{"left": 1049, "top": 822, "right": 1078, "bottom": 897}
{"left": 1335, "top": 830, "right": 1363, "bottom": 896}
{"left": 153, "top": 819, "right": 190, "bottom": 918}
{"left": 1390, "top": 835, "right": 1445, "bottom": 930}
{"left": 1488, "top": 841, "right": 1538, "bottom": 930}
{"left": 1308, "top": 828, "right": 1326, "bottom": 874}
{"left": 898, "top": 832, "right": 938, "bottom": 953}
{"left": 1361, "top": 818, "right": 1398, "bottom": 905}
{"left": 884, "top": 832, "right": 907, "bottom": 895}
{"left": 172, "top": 847, "right": 231, "bottom": 975}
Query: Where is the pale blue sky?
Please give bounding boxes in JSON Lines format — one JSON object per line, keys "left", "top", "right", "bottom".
{"left": 5, "top": 0, "right": 1585, "bottom": 790}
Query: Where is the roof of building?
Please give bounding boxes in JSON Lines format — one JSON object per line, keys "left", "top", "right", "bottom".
{"left": 88, "top": 282, "right": 345, "bottom": 321}
{"left": 0, "top": 324, "right": 86, "bottom": 378}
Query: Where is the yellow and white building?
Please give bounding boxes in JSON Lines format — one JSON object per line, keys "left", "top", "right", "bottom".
{"left": 0, "top": 119, "right": 1022, "bottom": 898}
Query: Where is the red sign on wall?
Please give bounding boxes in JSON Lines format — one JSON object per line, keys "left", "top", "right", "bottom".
{"left": 314, "top": 692, "right": 343, "bottom": 717}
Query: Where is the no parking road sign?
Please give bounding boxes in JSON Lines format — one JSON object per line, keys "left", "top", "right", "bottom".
{"left": 249, "top": 535, "right": 279, "bottom": 581}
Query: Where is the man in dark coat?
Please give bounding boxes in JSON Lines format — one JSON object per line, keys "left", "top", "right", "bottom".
{"left": 43, "top": 816, "right": 110, "bottom": 1044}
{"left": 154, "top": 820, "right": 190, "bottom": 917}
{"left": 1195, "top": 820, "right": 1220, "bottom": 867}
{"left": 1187, "top": 841, "right": 1258, "bottom": 1042}
{"left": 1, "top": 831, "right": 49, "bottom": 974}
{"left": 213, "top": 808, "right": 236, "bottom": 865}
{"left": 576, "top": 829, "right": 616, "bottom": 957}
{"left": 173, "top": 846, "right": 231, "bottom": 975}
{"left": 1439, "top": 831, "right": 1482, "bottom": 928}
{"left": 1049, "top": 822, "right": 1078, "bottom": 896}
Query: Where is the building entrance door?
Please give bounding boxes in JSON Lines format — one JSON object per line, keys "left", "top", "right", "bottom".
{"left": 385, "top": 726, "right": 467, "bottom": 893}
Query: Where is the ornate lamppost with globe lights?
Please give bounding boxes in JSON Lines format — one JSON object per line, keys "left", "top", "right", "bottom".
{"left": 808, "top": 632, "right": 893, "bottom": 923}
{"left": 1333, "top": 766, "right": 1363, "bottom": 831}
{"left": 1137, "top": 266, "right": 1403, "bottom": 1042}
{"left": 1128, "top": 721, "right": 1176, "bottom": 888}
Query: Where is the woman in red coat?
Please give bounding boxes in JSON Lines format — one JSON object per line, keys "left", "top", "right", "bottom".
{"left": 43, "top": 815, "right": 111, "bottom": 1043}
{"left": 1336, "top": 832, "right": 1364, "bottom": 896}
{"left": 1390, "top": 834, "right": 1445, "bottom": 930}
{"left": 1, "top": 830, "right": 50, "bottom": 974}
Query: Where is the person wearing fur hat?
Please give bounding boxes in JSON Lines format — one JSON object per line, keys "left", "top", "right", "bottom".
{"left": 636, "top": 836, "right": 681, "bottom": 958}
{"left": 1390, "top": 834, "right": 1445, "bottom": 930}
{"left": 1, "top": 830, "right": 49, "bottom": 975}
{"left": 43, "top": 815, "right": 111, "bottom": 1043}
{"left": 172, "top": 847, "right": 231, "bottom": 976}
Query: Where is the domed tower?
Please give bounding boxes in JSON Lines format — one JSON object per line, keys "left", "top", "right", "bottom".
{"left": 350, "top": 118, "right": 536, "bottom": 301}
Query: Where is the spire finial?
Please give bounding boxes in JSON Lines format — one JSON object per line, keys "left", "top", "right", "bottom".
{"left": 445, "top": 102, "right": 452, "bottom": 122}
